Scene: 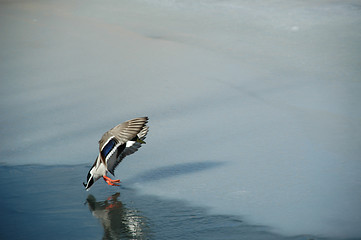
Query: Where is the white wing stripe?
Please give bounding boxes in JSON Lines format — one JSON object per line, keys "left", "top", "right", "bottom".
{"left": 105, "top": 142, "right": 122, "bottom": 163}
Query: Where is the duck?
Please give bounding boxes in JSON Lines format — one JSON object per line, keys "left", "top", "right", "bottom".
{"left": 83, "top": 117, "right": 149, "bottom": 190}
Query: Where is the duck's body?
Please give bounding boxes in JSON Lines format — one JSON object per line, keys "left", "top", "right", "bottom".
{"left": 84, "top": 117, "right": 149, "bottom": 190}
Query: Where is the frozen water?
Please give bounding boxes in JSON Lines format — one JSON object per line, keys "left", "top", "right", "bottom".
{"left": 1, "top": 0, "right": 361, "bottom": 238}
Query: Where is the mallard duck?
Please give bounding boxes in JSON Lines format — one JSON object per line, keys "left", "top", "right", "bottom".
{"left": 83, "top": 117, "right": 149, "bottom": 190}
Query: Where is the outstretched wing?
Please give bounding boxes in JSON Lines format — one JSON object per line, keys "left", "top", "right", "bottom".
{"left": 99, "top": 117, "right": 148, "bottom": 153}
{"left": 108, "top": 125, "right": 149, "bottom": 175}
{"left": 98, "top": 117, "right": 149, "bottom": 174}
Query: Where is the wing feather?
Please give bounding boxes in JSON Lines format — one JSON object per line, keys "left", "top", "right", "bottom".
{"left": 108, "top": 126, "right": 149, "bottom": 175}
{"left": 98, "top": 117, "right": 149, "bottom": 174}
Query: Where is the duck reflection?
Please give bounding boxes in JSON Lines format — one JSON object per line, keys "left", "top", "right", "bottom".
{"left": 86, "top": 193, "right": 149, "bottom": 240}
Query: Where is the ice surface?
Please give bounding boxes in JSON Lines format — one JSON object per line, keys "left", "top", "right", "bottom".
{"left": 1, "top": 0, "right": 361, "bottom": 238}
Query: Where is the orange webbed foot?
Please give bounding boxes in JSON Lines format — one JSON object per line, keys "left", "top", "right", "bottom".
{"left": 103, "top": 175, "right": 121, "bottom": 186}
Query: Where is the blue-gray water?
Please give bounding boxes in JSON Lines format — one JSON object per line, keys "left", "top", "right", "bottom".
{"left": 0, "top": 164, "right": 344, "bottom": 240}
{"left": 1, "top": 0, "right": 361, "bottom": 238}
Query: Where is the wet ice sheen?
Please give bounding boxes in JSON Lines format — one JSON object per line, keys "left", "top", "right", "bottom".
{"left": 0, "top": 165, "right": 325, "bottom": 240}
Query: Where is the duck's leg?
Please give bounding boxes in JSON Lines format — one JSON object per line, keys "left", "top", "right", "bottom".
{"left": 103, "top": 175, "right": 121, "bottom": 186}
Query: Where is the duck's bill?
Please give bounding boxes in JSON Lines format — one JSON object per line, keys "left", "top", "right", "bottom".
{"left": 83, "top": 178, "right": 94, "bottom": 190}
